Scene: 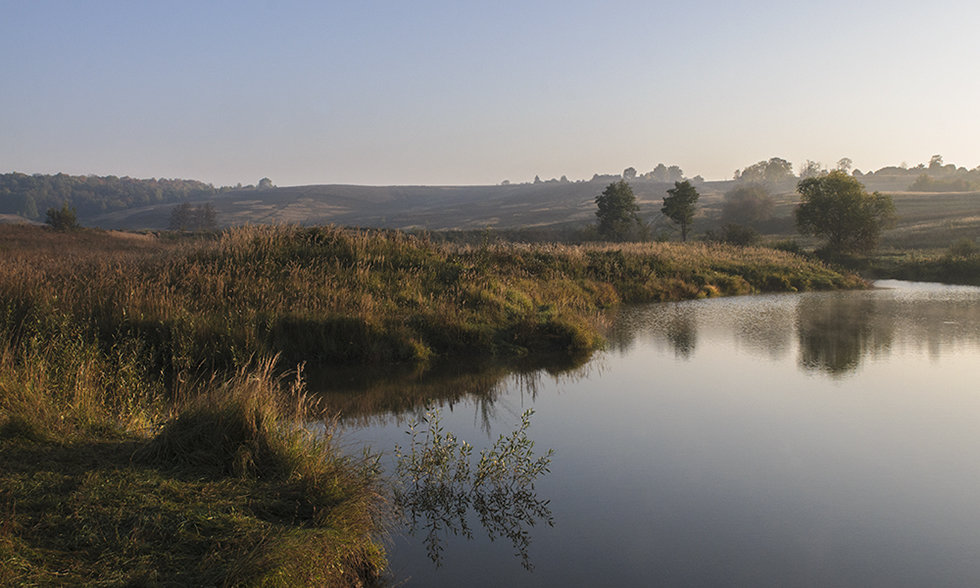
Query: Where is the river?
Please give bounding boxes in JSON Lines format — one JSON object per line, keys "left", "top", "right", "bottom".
{"left": 330, "top": 280, "right": 980, "bottom": 587}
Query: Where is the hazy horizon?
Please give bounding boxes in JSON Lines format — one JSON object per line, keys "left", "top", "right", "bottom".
{"left": 3, "top": 1, "right": 979, "bottom": 188}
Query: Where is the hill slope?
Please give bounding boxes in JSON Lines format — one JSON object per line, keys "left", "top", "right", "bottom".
{"left": 86, "top": 180, "right": 728, "bottom": 231}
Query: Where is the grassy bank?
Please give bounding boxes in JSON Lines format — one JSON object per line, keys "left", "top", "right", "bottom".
{"left": 0, "top": 353, "right": 388, "bottom": 586}
{"left": 862, "top": 249, "right": 980, "bottom": 286}
{"left": 0, "top": 224, "right": 863, "bottom": 584}
{"left": 0, "top": 224, "right": 864, "bottom": 372}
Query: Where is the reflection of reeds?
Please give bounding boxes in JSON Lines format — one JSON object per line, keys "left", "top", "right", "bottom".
{"left": 317, "top": 353, "right": 594, "bottom": 429}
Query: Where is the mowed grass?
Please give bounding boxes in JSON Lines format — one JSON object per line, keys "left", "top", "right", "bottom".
{"left": 0, "top": 223, "right": 864, "bottom": 585}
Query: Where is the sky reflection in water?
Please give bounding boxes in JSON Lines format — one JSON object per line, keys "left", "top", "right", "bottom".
{"left": 333, "top": 281, "right": 980, "bottom": 587}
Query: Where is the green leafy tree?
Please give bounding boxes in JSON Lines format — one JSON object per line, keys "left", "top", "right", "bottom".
{"left": 662, "top": 180, "right": 699, "bottom": 241}
{"left": 795, "top": 171, "right": 895, "bottom": 253}
{"left": 45, "top": 202, "right": 78, "bottom": 231}
{"left": 595, "top": 180, "right": 642, "bottom": 241}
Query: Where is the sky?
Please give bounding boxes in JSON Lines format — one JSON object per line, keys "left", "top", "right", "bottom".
{"left": 2, "top": 0, "right": 980, "bottom": 187}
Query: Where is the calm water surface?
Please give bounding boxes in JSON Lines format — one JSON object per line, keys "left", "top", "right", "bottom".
{"left": 333, "top": 280, "right": 980, "bottom": 587}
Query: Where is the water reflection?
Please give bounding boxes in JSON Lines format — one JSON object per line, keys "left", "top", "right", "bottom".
{"left": 335, "top": 281, "right": 980, "bottom": 587}
{"left": 606, "top": 303, "right": 700, "bottom": 358}
{"left": 310, "top": 352, "right": 592, "bottom": 429}
{"left": 393, "top": 410, "right": 554, "bottom": 570}
{"left": 795, "top": 295, "right": 893, "bottom": 376}
{"left": 794, "top": 282, "right": 980, "bottom": 375}
{"left": 606, "top": 281, "right": 980, "bottom": 377}
{"left": 664, "top": 312, "right": 697, "bottom": 358}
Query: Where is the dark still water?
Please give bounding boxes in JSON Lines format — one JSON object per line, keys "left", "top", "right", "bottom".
{"left": 332, "top": 280, "right": 980, "bottom": 587}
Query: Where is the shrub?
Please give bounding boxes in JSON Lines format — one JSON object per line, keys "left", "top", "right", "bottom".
{"left": 45, "top": 202, "right": 79, "bottom": 231}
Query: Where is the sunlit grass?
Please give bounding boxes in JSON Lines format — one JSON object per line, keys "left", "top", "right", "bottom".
{"left": 0, "top": 224, "right": 864, "bottom": 375}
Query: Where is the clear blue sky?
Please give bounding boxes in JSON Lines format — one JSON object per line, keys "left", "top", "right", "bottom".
{"left": 2, "top": 0, "right": 979, "bottom": 187}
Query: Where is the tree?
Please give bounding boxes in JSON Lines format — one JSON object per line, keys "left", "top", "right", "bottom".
{"left": 735, "top": 157, "right": 794, "bottom": 184}
{"left": 21, "top": 194, "right": 38, "bottom": 219}
{"left": 623, "top": 167, "right": 637, "bottom": 180}
{"left": 45, "top": 202, "right": 78, "bottom": 231}
{"left": 199, "top": 202, "right": 217, "bottom": 231}
{"left": 836, "top": 157, "right": 853, "bottom": 173}
{"left": 721, "top": 183, "right": 773, "bottom": 227}
{"left": 169, "top": 202, "right": 194, "bottom": 231}
{"left": 257, "top": 177, "right": 274, "bottom": 189}
{"left": 595, "top": 180, "right": 642, "bottom": 241}
{"left": 662, "top": 180, "right": 699, "bottom": 241}
{"left": 798, "top": 160, "right": 825, "bottom": 179}
{"left": 795, "top": 171, "right": 895, "bottom": 253}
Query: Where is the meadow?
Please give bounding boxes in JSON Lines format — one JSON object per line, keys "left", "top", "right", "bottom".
{"left": 0, "top": 223, "right": 864, "bottom": 585}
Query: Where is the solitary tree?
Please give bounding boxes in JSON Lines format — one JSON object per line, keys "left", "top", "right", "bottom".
{"left": 662, "top": 180, "right": 699, "bottom": 241}
{"left": 795, "top": 171, "right": 895, "bottom": 253}
{"left": 595, "top": 180, "right": 642, "bottom": 240}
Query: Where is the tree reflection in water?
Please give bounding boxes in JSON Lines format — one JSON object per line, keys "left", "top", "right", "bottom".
{"left": 795, "top": 294, "right": 893, "bottom": 376}
{"left": 393, "top": 409, "right": 554, "bottom": 570}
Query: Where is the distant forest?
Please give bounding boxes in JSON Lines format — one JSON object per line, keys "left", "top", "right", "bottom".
{"left": 0, "top": 172, "right": 224, "bottom": 220}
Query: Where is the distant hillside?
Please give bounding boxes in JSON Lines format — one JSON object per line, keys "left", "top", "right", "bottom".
{"left": 85, "top": 180, "right": 730, "bottom": 232}
{"left": 5, "top": 166, "right": 980, "bottom": 249}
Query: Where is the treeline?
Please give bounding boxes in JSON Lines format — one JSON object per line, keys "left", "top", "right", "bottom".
{"left": 526, "top": 154, "right": 980, "bottom": 193}
{"left": 0, "top": 172, "right": 219, "bottom": 219}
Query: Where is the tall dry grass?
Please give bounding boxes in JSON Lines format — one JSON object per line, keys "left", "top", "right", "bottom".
{"left": 0, "top": 224, "right": 865, "bottom": 381}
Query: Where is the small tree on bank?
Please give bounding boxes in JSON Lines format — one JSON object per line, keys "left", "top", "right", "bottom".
{"left": 595, "top": 180, "right": 643, "bottom": 241}
{"left": 795, "top": 171, "right": 895, "bottom": 253}
{"left": 662, "top": 180, "right": 699, "bottom": 242}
